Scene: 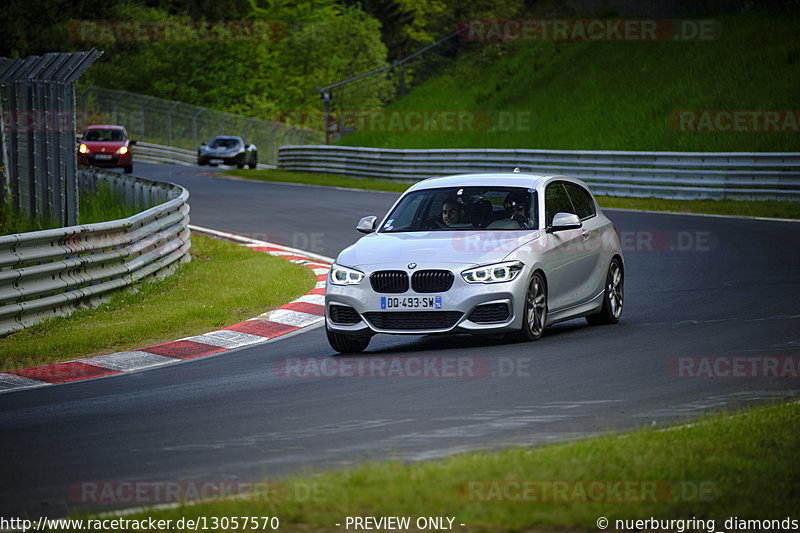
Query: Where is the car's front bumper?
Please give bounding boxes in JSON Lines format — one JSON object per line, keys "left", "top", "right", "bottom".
{"left": 79, "top": 153, "right": 131, "bottom": 167}
{"left": 325, "top": 263, "right": 530, "bottom": 336}
{"left": 198, "top": 151, "right": 244, "bottom": 165}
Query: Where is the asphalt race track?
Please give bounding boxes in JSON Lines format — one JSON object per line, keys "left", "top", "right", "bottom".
{"left": 1, "top": 162, "right": 798, "bottom": 518}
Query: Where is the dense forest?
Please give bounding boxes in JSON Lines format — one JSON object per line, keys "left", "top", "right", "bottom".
{"left": 0, "top": 0, "right": 526, "bottom": 120}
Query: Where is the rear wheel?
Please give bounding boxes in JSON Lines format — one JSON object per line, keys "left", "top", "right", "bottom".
{"left": 517, "top": 272, "right": 547, "bottom": 341}
{"left": 586, "top": 258, "right": 623, "bottom": 325}
{"left": 326, "top": 325, "right": 371, "bottom": 353}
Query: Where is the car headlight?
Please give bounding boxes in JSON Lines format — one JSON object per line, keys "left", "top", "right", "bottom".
{"left": 78, "top": 144, "right": 89, "bottom": 154}
{"left": 117, "top": 146, "right": 128, "bottom": 155}
{"left": 461, "top": 261, "right": 524, "bottom": 284}
{"left": 329, "top": 264, "right": 365, "bottom": 285}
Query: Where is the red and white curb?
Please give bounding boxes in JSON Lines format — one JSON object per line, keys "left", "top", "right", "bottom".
{"left": 0, "top": 225, "right": 334, "bottom": 394}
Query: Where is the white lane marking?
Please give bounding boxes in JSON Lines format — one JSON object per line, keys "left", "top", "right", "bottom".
{"left": 77, "top": 351, "right": 178, "bottom": 372}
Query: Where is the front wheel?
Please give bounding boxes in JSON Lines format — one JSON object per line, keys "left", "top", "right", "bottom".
{"left": 326, "top": 325, "right": 371, "bottom": 353}
{"left": 516, "top": 272, "right": 547, "bottom": 341}
{"left": 586, "top": 258, "right": 623, "bottom": 325}
{"left": 123, "top": 164, "right": 132, "bottom": 174}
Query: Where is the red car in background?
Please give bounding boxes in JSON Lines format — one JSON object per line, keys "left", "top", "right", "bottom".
{"left": 78, "top": 125, "right": 136, "bottom": 173}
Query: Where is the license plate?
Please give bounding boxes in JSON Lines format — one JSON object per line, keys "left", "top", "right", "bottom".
{"left": 209, "top": 158, "right": 224, "bottom": 164}
{"left": 380, "top": 295, "right": 442, "bottom": 310}
{"left": 94, "top": 154, "right": 112, "bottom": 160}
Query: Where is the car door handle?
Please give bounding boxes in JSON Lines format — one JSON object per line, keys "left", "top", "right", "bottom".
{"left": 581, "top": 230, "right": 590, "bottom": 240}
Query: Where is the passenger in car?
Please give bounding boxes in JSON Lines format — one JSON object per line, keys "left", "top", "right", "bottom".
{"left": 442, "top": 200, "right": 466, "bottom": 226}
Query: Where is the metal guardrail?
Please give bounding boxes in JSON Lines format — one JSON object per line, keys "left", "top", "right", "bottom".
{"left": 277, "top": 145, "right": 800, "bottom": 201}
{"left": 0, "top": 169, "right": 190, "bottom": 336}
{"left": 133, "top": 140, "right": 273, "bottom": 169}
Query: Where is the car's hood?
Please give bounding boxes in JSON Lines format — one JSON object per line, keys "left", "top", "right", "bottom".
{"left": 336, "top": 230, "right": 541, "bottom": 268}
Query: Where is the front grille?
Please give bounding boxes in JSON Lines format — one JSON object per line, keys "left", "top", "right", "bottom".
{"left": 362, "top": 311, "right": 463, "bottom": 330}
{"left": 370, "top": 271, "right": 409, "bottom": 293}
{"left": 411, "top": 270, "right": 454, "bottom": 293}
{"left": 468, "top": 303, "right": 511, "bottom": 323}
{"left": 329, "top": 304, "right": 361, "bottom": 325}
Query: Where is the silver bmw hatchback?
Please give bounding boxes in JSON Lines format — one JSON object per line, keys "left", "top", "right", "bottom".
{"left": 324, "top": 173, "right": 624, "bottom": 353}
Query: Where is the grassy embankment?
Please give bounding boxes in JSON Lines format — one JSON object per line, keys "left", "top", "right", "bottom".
{"left": 229, "top": 10, "right": 800, "bottom": 219}
{"left": 338, "top": 11, "right": 800, "bottom": 152}
{"left": 72, "top": 401, "right": 799, "bottom": 532}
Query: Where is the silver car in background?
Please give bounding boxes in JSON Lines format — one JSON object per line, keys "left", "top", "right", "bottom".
{"left": 324, "top": 173, "right": 624, "bottom": 353}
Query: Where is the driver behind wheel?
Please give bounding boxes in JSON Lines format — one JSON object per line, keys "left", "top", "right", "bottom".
{"left": 442, "top": 199, "right": 466, "bottom": 226}
{"left": 503, "top": 191, "right": 534, "bottom": 228}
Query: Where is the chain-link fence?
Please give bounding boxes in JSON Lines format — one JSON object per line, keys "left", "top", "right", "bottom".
{"left": 76, "top": 85, "right": 324, "bottom": 165}
{"left": 0, "top": 50, "right": 101, "bottom": 227}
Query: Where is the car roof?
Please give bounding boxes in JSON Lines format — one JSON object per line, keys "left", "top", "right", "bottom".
{"left": 405, "top": 172, "right": 590, "bottom": 193}
{"left": 86, "top": 125, "right": 126, "bottom": 130}
{"left": 211, "top": 135, "right": 243, "bottom": 140}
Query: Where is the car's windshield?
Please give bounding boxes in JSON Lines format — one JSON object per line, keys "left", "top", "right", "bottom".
{"left": 208, "top": 137, "right": 242, "bottom": 149}
{"left": 380, "top": 186, "right": 538, "bottom": 232}
{"left": 85, "top": 129, "right": 124, "bottom": 142}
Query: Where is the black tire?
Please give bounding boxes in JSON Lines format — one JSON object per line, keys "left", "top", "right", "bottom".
{"left": 248, "top": 156, "right": 257, "bottom": 169}
{"left": 586, "top": 258, "right": 624, "bottom": 325}
{"left": 326, "top": 325, "right": 371, "bottom": 353}
{"left": 236, "top": 154, "right": 245, "bottom": 168}
{"left": 123, "top": 164, "right": 132, "bottom": 174}
{"left": 516, "top": 272, "right": 547, "bottom": 341}
{"left": 198, "top": 158, "right": 206, "bottom": 166}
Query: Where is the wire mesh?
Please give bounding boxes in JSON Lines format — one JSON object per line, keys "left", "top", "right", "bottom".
{"left": 76, "top": 85, "right": 325, "bottom": 166}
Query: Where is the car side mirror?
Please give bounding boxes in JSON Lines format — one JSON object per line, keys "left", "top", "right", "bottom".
{"left": 356, "top": 215, "right": 378, "bottom": 234}
{"left": 547, "top": 212, "right": 582, "bottom": 233}
{"left": 129, "top": 140, "right": 137, "bottom": 145}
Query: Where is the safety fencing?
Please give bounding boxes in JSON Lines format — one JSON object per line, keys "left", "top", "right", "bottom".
{"left": 0, "top": 169, "right": 190, "bottom": 336}
{"left": 0, "top": 50, "right": 102, "bottom": 227}
{"left": 277, "top": 145, "right": 800, "bottom": 201}
{"left": 77, "top": 85, "right": 324, "bottom": 166}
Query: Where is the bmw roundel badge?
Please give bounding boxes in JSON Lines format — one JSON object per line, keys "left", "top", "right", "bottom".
{"left": 408, "top": 262, "right": 417, "bottom": 269}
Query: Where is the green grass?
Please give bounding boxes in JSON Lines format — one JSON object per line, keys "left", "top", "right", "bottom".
{"left": 335, "top": 11, "right": 800, "bottom": 152}
{"left": 72, "top": 401, "right": 799, "bottom": 531}
{"left": 0, "top": 182, "right": 142, "bottom": 235}
{"left": 224, "top": 168, "right": 800, "bottom": 219}
{"left": 0, "top": 235, "right": 315, "bottom": 373}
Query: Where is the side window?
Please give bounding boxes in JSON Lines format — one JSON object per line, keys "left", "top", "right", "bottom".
{"left": 544, "top": 182, "right": 574, "bottom": 226}
{"left": 564, "top": 183, "right": 596, "bottom": 220}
